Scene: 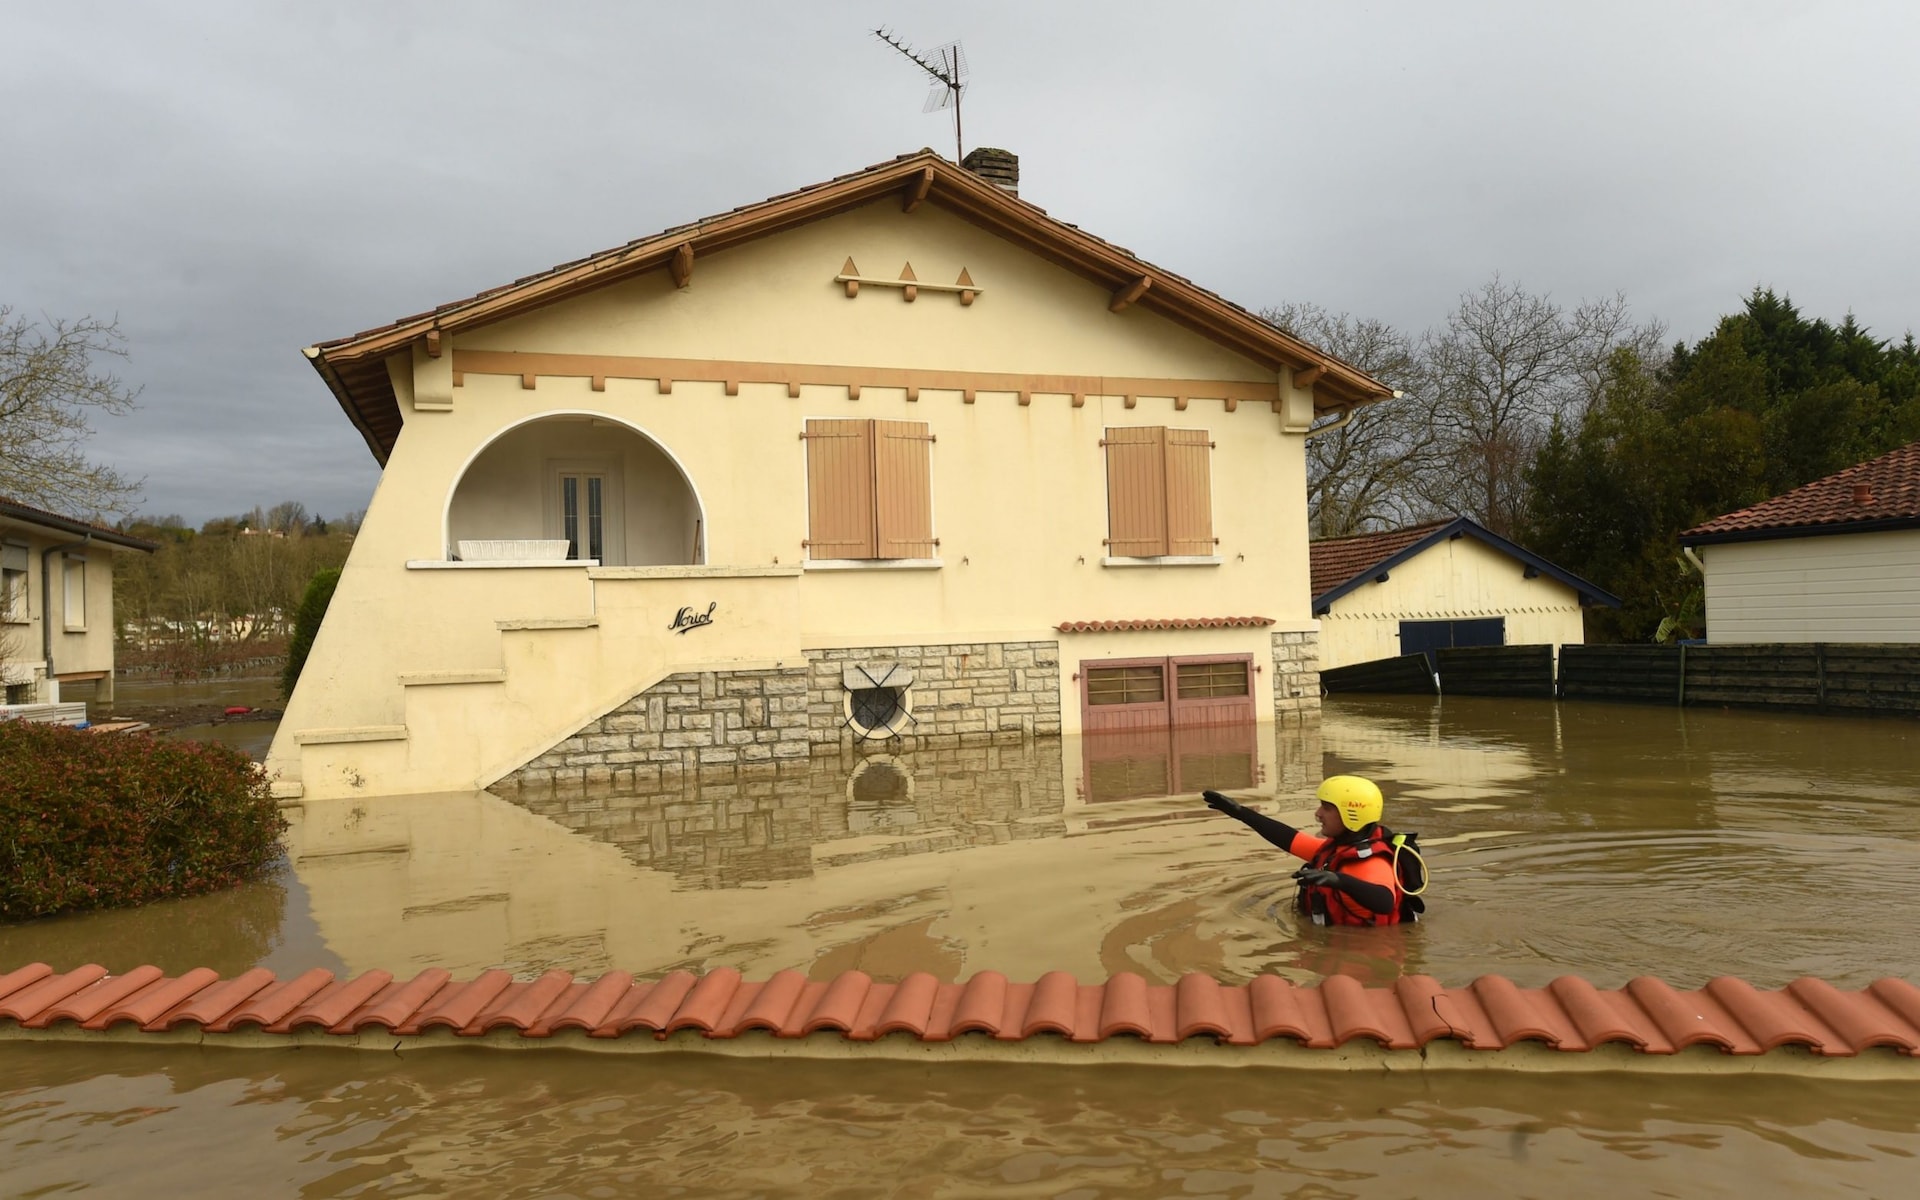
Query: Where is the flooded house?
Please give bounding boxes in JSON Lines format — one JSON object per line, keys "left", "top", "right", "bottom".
{"left": 267, "top": 149, "right": 1392, "bottom": 801}
{"left": 1680, "top": 440, "right": 1920, "bottom": 643}
{"left": 0, "top": 499, "right": 156, "bottom": 714}
{"left": 1309, "top": 516, "right": 1619, "bottom": 671}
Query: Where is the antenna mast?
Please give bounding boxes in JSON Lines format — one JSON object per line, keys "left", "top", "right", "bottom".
{"left": 873, "top": 28, "right": 968, "bottom": 163}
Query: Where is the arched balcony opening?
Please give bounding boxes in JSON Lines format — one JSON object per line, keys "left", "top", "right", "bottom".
{"left": 445, "top": 414, "right": 704, "bottom": 566}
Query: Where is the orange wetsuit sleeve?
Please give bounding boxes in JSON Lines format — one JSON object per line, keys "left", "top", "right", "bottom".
{"left": 1229, "top": 808, "right": 1324, "bottom": 861}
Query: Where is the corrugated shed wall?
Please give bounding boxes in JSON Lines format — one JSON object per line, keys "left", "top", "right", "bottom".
{"left": 1703, "top": 529, "right": 1920, "bottom": 644}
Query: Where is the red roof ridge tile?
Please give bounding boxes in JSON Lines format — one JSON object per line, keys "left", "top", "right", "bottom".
{"left": 1056, "top": 616, "right": 1274, "bottom": 633}
{"left": 5, "top": 963, "right": 1920, "bottom": 1065}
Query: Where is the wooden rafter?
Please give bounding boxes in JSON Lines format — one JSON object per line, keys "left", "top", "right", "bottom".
{"left": 902, "top": 166, "right": 934, "bottom": 213}
{"left": 1109, "top": 276, "right": 1151, "bottom": 313}
{"left": 1294, "top": 365, "right": 1325, "bottom": 391}
{"left": 423, "top": 329, "right": 442, "bottom": 358}
{"left": 669, "top": 243, "right": 694, "bottom": 289}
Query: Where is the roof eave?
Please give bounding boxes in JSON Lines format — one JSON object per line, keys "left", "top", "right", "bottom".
{"left": 0, "top": 501, "right": 159, "bottom": 552}
{"left": 309, "top": 151, "right": 1394, "bottom": 458}
{"left": 1679, "top": 514, "right": 1920, "bottom": 547}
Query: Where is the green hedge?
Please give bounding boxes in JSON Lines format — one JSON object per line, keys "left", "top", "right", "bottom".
{"left": 0, "top": 722, "right": 288, "bottom": 922}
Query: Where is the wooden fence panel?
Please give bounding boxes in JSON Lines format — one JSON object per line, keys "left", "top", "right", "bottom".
{"left": 1436, "top": 644, "right": 1556, "bottom": 697}
{"left": 1558, "top": 644, "right": 1683, "bottom": 703}
{"left": 1820, "top": 645, "right": 1920, "bottom": 714}
{"left": 1322, "top": 654, "right": 1437, "bottom": 695}
{"left": 1683, "top": 644, "right": 1823, "bottom": 709}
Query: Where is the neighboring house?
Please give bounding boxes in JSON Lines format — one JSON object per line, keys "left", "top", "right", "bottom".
{"left": 1309, "top": 516, "right": 1620, "bottom": 671}
{"left": 1679, "top": 440, "right": 1920, "bottom": 643}
{"left": 0, "top": 499, "right": 157, "bottom": 708}
{"left": 268, "top": 148, "right": 1392, "bottom": 801}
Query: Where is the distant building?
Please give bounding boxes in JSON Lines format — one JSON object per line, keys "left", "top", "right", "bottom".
{"left": 1679, "top": 440, "right": 1920, "bottom": 644}
{"left": 1309, "top": 517, "right": 1619, "bottom": 671}
{"left": 0, "top": 499, "right": 157, "bottom": 708}
{"left": 267, "top": 149, "right": 1395, "bottom": 801}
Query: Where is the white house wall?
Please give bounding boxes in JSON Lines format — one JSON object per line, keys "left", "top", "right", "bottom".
{"left": 1317, "top": 536, "right": 1586, "bottom": 670}
{"left": 1699, "top": 529, "right": 1920, "bottom": 643}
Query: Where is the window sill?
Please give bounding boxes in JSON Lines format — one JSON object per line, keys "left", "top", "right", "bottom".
{"left": 62, "top": 625, "right": 87, "bottom": 633}
{"left": 1101, "top": 556, "right": 1222, "bottom": 568}
{"left": 804, "top": 559, "right": 943, "bottom": 572}
{"left": 1, "top": 617, "right": 28, "bottom": 627}
{"left": 406, "top": 559, "right": 599, "bottom": 570}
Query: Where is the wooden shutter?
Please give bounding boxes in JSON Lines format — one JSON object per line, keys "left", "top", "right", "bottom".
{"left": 805, "top": 419, "right": 876, "bottom": 559}
{"left": 874, "top": 419, "right": 936, "bottom": 558}
{"left": 1104, "top": 426, "right": 1168, "bottom": 556}
{"left": 1164, "top": 428, "right": 1214, "bottom": 555}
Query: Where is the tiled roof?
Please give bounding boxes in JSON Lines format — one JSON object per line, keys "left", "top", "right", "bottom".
{"left": 1308, "top": 521, "right": 1452, "bottom": 598}
{"left": 0, "top": 499, "right": 159, "bottom": 552}
{"left": 6, "top": 962, "right": 1920, "bottom": 1058}
{"left": 1056, "top": 617, "right": 1274, "bottom": 634}
{"left": 1680, "top": 440, "right": 1920, "bottom": 544}
{"left": 306, "top": 149, "right": 1393, "bottom": 465}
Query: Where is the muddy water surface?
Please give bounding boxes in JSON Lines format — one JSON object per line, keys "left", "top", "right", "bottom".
{"left": 6, "top": 1044, "right": 1920, "bottom": 1198}
{"left": 5, "top": 696, "right": 1919, "bottom": 1194}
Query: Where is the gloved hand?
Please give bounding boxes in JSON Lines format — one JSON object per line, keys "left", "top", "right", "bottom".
{"left": 1202, "top": 790, "right": 1246, "bottom": 816}
{"left": 1295, "top": 868, "right": 1342, "bottom": 889}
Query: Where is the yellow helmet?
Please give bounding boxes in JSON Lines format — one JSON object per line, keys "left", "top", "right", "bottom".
{"left": 1316, "top": 775, "right": 1384, "bottom": 832}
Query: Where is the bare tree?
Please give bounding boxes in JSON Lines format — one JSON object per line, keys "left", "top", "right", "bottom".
{"left": 1418, "top": 277, "right": 1660, "bottom": 536}
{"left": 0, "top": 308, "right": 141, "bottom": 519}
{"left": 265, "top": 500, "right": 310, "bottom": 536}
{"left": 1265, "top": 303, "right": 1436, "bottom": 536}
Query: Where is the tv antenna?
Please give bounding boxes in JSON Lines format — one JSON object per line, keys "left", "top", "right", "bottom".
{"left": 873, "top": 28, "right": 968, "bottom": 163}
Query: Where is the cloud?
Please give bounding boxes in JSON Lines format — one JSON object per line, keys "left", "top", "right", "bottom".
{"left": 5, "top": 1, "right": 1916, "bottom": 521}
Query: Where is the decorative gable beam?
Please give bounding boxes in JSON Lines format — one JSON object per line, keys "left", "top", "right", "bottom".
{"left": 423, "top": 329, "right": 442, "bottom": 358}
{"left": 1294, "top": 365, "right": 1325, "bottom": 391}
{"left": 1110, "top": 276, "right": 1151, "bottom": 313}
{"left": 669, "top": 243, "right": 694, "bottom": 289}
{"left": 903, "top": 166, "right": 934, "bottom": 213}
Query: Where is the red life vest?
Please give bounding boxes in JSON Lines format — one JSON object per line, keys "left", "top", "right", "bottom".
{"left": 1297, "top": 827, "right": 1405, "bottom": 927}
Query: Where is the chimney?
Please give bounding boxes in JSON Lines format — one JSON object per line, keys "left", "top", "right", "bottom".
{"left": 961, "top": 147, "right": 1019, "bottom": 196}
{"left": 1851, "top": 482, "right": 1875, "bottom": 507}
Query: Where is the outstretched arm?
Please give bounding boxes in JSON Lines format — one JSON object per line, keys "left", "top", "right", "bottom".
{"left": 1202, "top": 791, "right": 1307, "bottom": 855}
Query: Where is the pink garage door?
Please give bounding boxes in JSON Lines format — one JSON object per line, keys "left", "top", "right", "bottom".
{"left": 1079, "top": 654, "right": 1256, "bottom": 734}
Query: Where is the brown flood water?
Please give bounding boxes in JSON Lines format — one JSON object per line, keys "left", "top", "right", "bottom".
{"left": 5, "top": 695, "right": 1919, "bottom": 1194}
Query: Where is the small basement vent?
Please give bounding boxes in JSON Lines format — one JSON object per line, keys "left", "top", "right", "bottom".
{"left": 842, "top": 662, "right": 917, "bottom": 739}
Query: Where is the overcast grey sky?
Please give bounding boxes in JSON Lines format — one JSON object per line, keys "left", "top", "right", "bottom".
{"left": 6, "top": 1, "right": 1916, "bottom": 523}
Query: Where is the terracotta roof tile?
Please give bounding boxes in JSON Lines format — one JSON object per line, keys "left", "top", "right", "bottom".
{"left": 1308, "top": 521, "right": 1453, "bottom": 599}
{"left": 7, "top": 964, "right": 1920, "bottom": 1062}
{"left": 1055, "top": 616, "right": 1274, "bottom": 634}
{"left": 1681, "top": 440, "right": 1920, "bottom": 542}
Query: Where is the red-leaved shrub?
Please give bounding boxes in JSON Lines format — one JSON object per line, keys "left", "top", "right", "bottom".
{"left": 0, "top": 721, "right": 288, "bottom": 922}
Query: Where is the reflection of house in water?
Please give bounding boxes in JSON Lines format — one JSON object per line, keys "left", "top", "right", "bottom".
{"left": 494, "top": 741, "right": 1067, "bottom": 890}
{"left": 1081, "top": 723, "right": 1263, "bottom": 804}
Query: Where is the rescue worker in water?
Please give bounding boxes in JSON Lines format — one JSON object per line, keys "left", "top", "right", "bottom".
{"left": 1202, "top": 776, "right": 1414, "bottom": 926}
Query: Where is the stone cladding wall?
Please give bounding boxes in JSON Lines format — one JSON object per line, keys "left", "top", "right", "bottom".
{"left": 803, "top": 640, "right": 1063, "bottom": 751}
{"left": 1271, "top": 630, "right": 1322, "bottom": 718}
{"left": 501, "top": 667, "right": 813, "bottom": 792}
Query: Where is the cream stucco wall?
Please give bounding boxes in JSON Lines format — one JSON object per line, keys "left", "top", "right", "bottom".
{"left": 1698, "top": 529, "right": 1920, "bottom": 644}
{"left": 0, "top": 520, "right": 126, "bottom": 699}
{"left": 1316, "top": 536, "right": 1587, "bottom": 670}
{"left": 270, "top": 198, "right": 1320, "bottom": 799}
